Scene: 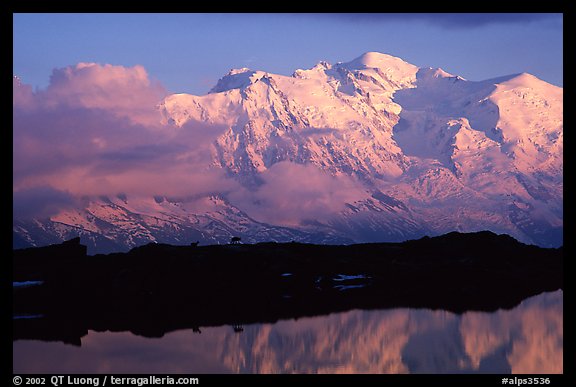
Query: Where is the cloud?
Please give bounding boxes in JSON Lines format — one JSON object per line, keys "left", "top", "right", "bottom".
{"left": 13, "top": 103, "right": 159, "bottom": 193}
{"left": 37, "top": 62, "right": 166, "bottom": 126}
{"left": 303, "top": 13, "right": 561, "bottom": 29}
{"left": 13, "top": 76, "right": 34, "bottom": 108}
{"left": 230, "top": 162, "right": 368, "bottom": 226}
{"left": 13, "top": 186, "right": 77, "bottom": 219}
{"left": 13, "top": 111, "right": 236, "bottom": 199}
{"left": 13, "top": 63, "right": 240, "bottom": 218}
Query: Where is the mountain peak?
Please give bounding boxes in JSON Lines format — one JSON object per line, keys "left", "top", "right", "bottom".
{"left": 314, "top": 61, "right": 331, "bottom": 70}
{"left": 417, "top": 67, "right": 458, "bottom": 79}
{"left": 292, "top": 61, "right": 332, "bottom": 80}
{"left": 228, "top": 67, "right": 252, "bottom": 76}
{"left": 478, "top": 72, "right": 560, "bottom": 92}
{"left": 498, "top": 72, "right": 557, "bottom": 89}
{"left": 341, "top": 52, "right": 413, "bottom": 70}
{"left": 337, "top": 51, "right": 419, "bottom": 87}
{"left": 209, "top": 68, "right": 262, "bottom": 94}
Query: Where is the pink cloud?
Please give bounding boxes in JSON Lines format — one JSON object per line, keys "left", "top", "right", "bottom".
{"left": 13, "top": 113, "right": 237, "bottom": 200}
{"left": 27, "top": 63, "right": 167, "bottom": 126}
{"left": 13, "top": 63, "right": 239, "bottom": 215}
{"left": 13, "top": 76, "right": 34, "bottom": 108}
{"left": 13, "top": 186, "right": 78, "bottom": 219}
{"left": 230, "top": 162, "right": 368, "bottom": 225}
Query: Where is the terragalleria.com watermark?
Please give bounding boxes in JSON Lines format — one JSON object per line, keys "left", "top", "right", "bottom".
{"left": 13, "top": 376, "right": 199, "bottom": 387}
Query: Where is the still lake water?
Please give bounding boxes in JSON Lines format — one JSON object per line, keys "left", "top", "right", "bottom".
{"left": 13, "top": 290, "right": 562, "bottom": 374}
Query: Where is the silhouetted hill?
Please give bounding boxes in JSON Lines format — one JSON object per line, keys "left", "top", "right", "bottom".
{"left": 13, "top": 231, "right": 562, "bottom": 346}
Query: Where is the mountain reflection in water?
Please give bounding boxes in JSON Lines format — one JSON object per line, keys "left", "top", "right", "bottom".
{"left": 13, "top": 290, "right": 562, "bottom": 374}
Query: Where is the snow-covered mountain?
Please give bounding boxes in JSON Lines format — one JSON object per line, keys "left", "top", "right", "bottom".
{"left": 13, "top": 52, "right": 563, "bottom": 253}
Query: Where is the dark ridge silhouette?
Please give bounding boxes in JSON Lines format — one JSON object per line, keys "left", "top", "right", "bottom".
{"left": 13, "top": 231, "right": 562, "bottom": 346}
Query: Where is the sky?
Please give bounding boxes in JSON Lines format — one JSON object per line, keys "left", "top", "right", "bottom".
{"left": 13, "top": 13, "right": 563, "bottom": 95}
